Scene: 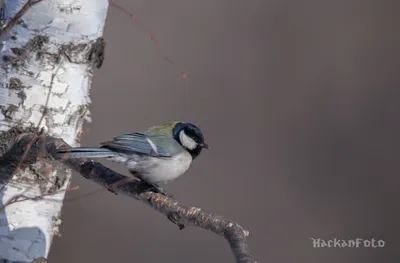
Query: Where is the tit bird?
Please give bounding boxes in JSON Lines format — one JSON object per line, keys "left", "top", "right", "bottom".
{"left": 57, "top": 121, "right": 209, "bottom": 192}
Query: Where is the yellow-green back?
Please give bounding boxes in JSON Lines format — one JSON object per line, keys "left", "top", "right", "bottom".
{"left": 144, "top": 121, "right": 181, "bottom": 136}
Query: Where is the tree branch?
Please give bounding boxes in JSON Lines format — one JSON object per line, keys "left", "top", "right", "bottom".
{"left": 0, "top": 130, "right": 256, "bottom": 263}
{"left": 0, "top": 0, "right": 45, "bottom": 39}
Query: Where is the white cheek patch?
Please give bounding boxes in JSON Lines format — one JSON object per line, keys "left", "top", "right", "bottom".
{"left": 179, "top": 130, "right": 198, "bottom": 150}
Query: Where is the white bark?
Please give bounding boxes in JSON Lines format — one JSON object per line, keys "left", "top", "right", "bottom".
{"left": 0, "top": 0, "right": 108, "bottom": 261}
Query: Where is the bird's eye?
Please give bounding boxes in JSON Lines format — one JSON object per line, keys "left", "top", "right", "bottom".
{"left": 190, "top": 135, "right": 199, "bottom": 143}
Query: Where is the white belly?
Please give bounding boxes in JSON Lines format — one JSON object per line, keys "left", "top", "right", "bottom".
{"left": 123, "top": 151, "right": 193, "bottom": 184}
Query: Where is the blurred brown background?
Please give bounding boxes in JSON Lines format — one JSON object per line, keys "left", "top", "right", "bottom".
{"left": 48, "top": 0, "right": 399, "bottom": 262}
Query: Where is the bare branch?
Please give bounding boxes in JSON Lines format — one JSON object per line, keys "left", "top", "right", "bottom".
{"left": 0, "top": 131, "right": 256, "bottom": 263}
{"left": 0, "top": 0, "right": 45, "bottom": 39}
{"left": 0, "top": 186, "right": 79, "bottom": 211}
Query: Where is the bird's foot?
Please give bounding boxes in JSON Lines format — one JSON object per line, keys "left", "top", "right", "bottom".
{"left": 129, "top": 171, "right": 173, "bottom": 197}
{"left": 105, "top": 184, "right": 118, "bottom": 195}
{"left": 167, "top": 212, "right": 185, "bottom": 230}
{"left": 139, "top": 181, "right": 173, "bottom": 198}
{"left": 152, "top": 184, "right": 173, "bottom": 198}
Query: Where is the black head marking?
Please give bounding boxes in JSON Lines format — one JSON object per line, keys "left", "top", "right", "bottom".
{"left": 173, "top": 122, "right": 207, "bottom": 159}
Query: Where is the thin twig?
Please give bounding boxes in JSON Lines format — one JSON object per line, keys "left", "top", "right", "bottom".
{"left": 36, "top": 66, "right": 61, "bottom": 131}
{"left": 0, "top": 63, "right": 61, "bottom": 193}
{"left": 108, "top": 1, "right": 190, "bottom": 111}
{"left": 109, "top": 1, "right": 192, "bottom": 78}
{"left": 0, "top": 2, "right": 61, "bottom": 191}
{"left": 0, "top": 186, "right": 79, "bottom": 211}
{"left": 0, "top": 0, "right": 45, "bottom": 40}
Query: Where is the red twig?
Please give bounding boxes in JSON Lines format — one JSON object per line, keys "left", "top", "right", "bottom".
{"left": 0, "top": 133, "right": 39, "bottom": 193}
{"left": 109, "top": 1, "right": 189, "bottom": 81}
{"left": 0, "top": 186, "right": 79, "bottom": 211}
{"left": 75, "top": 127, "right": 90, "bottom": 144}
{"left": 0, "top": 59, "right": 60, "bottom": 194}
{"left": 0, "top": 0, "right": 45, "bottom": 40}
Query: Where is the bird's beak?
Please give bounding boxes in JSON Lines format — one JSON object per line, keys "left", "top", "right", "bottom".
{"left": 200, "top": 142, "right": 210, "bottom": 149}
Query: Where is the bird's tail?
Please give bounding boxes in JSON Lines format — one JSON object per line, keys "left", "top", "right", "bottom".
{"left": 55, "top": 147, "right": 116, "bottom": 160}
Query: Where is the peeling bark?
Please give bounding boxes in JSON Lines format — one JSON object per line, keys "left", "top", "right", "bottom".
{"left": 0, "top": 0, "right": 108, "bottom": 261}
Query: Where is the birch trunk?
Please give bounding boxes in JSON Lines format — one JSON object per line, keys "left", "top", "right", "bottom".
{"left": 0, "top": 0, "right": 108, "bottom": 261}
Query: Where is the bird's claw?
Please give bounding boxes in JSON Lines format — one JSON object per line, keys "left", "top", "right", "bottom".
{"left": 139, "top": 181, "right": 173, "bottom": 198}
{"left": 106, "top": 184, "right": 118, "bottom": 195}
{"left": 167, "top": 212, "right": 185, "bottom": 230}
{"left": 152, "top": 185, "right": 173, "bottom": 198}
{"left": 105, "top": 177, "right": 172, "bottom": 198}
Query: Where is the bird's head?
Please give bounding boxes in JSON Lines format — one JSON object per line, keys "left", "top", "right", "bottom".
{"left": 173, "top": 122, "right": 209, "bottom": 159}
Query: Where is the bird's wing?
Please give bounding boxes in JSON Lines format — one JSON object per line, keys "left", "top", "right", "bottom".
{"left": 100, "top": 132, "right": 179, "bottom": 157}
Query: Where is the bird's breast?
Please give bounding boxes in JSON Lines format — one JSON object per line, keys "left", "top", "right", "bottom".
{"left": 132, "top": 151, "right": 193, "bottom": 184}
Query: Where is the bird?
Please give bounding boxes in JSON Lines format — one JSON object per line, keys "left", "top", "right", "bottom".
{"left": 56, "top": 121, "right": 209, "bottom": 194}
